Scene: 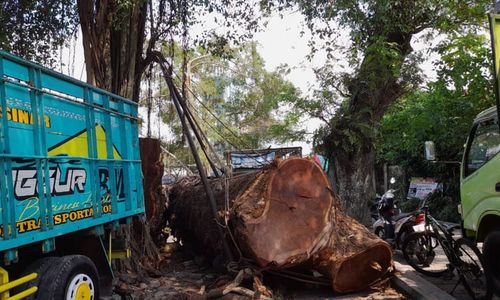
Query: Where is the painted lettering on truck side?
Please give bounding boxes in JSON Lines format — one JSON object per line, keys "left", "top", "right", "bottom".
{"left": 0, "top": 204, "right": 113, "bottom": 235}
{"left": 12, "top": 167, "right": 86, "bottom": 200}
{"left": 15, "top": 204, "right": 112, "bottom": 233}
{"left": 0, "top": 106, "right": 51, "bottom": 128}
{"left": 0, "top": 161, "right": 125, "bottom": 236}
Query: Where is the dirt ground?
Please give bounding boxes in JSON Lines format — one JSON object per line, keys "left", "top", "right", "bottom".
{"left": 110, "top": 242, "right": 406, "bottom": 300}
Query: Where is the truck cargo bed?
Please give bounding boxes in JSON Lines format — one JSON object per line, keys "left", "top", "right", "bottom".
{"left": 0, "top": 51, "right": 144, "bottom": 257}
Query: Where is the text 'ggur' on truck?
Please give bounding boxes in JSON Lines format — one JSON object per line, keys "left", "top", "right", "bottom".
{"left": 0, "top": 50, "right": 144, "bottom": 299}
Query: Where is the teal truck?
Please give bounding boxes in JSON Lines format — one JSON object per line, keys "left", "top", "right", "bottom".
{"left": 0, "top": 50, "right": 144, "bottom": 299}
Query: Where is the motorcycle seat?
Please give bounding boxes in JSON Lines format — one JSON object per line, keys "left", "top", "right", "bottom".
{"left": 393, "top": 212, "right": 412, "bottom": 221}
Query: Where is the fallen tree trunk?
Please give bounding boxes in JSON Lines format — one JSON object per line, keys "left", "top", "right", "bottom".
{"left": 167, "top": 157, "right": 392, "bottom": 293}
{"left": 309, "top": 213, "right": 392, "bottom": 293}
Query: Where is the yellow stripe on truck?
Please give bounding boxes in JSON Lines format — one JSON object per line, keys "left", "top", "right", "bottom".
{"left": 0, "top": 268, "right": 38, "bottom": 300}
{"left": 6, "top": 287, "right": 37, "bottom": 300}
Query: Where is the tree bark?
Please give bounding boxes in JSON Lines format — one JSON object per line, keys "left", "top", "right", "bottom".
{"left": 323, "top": 33, "right": 412, "bottom": 224}
{"left": 140, "top": 138, "right": 168, "bottom": 245}
{"left": 330, "top": 150, "right": 375, "bottom": 225}
{"left": 77, "top": 1, "right": 159, "bottom": 274}
{"left": 77, "top": 0, "right": 147, "bottom": 101}
{"left": 310, "top": 212, "right": 392, "bottom": 293}
{"left": 167, "top": 157, "right": 392, "bottom": 292}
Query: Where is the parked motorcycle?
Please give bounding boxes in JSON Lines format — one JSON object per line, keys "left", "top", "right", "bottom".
{"left": 369, "top": 195, "right": 381, "bottom": 224}
{"left": 373, "top": 178, "right": 425, "bottom": 249}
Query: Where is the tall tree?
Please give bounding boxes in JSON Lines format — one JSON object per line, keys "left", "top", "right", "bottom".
{"left": 379, "top": 33, "right": 493, "bottom": 168}
{"left": 376, "top": 33, "right": 493, "bottom": 222}
{"left": 0, "top": 0, "right": 78, "bottom": 66}
{"left": 77, "top": 0, "right": 260, "bottom": 101}
{"left": 76, "top": 0, "right": 261, "bottom": 270}
{"left": 261, "top": 0, "right": 490, "bottom": 223}
{"left": 159, "top": 43, "right": 305, "bottom": 164}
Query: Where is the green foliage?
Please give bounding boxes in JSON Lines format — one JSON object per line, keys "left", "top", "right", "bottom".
{"left": 155, "top": 0, "right": 262, "bottom": 57}
{"left": 378, "top": 33, "right": 493, "bottom": 168}
{"left": 427, "top": 193, "right": 461, "bottom": 223}
{"left": 265, "top": 1, "right": 490, "bottom": 167}
{"left": 261, "top": 0, "right": 489, "bottom": 59}
{"left": 399, "top": 193, "right": 461, "bottom": 223}
{"left": 377, "top": 33, "right": 494, "bottom": 221}
{"left": 155, "top": 43, "right": 305, "bottom": 161}
{"left": 0, "top": 0, "right": 78, "bottom": 66}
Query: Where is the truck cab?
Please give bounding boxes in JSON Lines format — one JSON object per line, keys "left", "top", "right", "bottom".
{"left": 461, "top": 106, "right": 500, "bottom": 239}
{"left": 460, "top": 106, "right": 500, "bottom": 293}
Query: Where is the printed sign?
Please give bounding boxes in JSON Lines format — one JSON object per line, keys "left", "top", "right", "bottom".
{"left": 407, "top": 177, "right": 439, "bottom": 200}
{"left": 231, "top": 152, "right": 276, "bottom": 169}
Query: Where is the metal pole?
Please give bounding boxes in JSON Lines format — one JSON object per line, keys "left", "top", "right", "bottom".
{"left": 155, "top": 56, "right": 234, "bottom": 261}
{"left": 489, "top": 3, "right": 500, "bottom": 133}
{"left": 169, "top": 79, "right": 221, "bottom": 177}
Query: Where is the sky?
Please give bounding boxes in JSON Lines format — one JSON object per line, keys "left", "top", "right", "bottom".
{"left": 59, "top": 11, "right": 440, "bottom": 156}
{"left": 61, "top": 12, "right": 327, "bottom": 155}
{"left": 253, "top": 13, "right": 327, "bottom": 154}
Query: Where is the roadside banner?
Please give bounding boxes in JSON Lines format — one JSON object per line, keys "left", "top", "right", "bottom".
{"left": 407, "top": 177, "right": 439, "bottom": 200}
{"left": 230, "top": 152, "right": 276, "bottom": 169}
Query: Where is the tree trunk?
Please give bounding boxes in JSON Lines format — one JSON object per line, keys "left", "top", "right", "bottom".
{"left": 77, "top": 1, "right": 158, "bottom": 274}
{"left": 167, "top": 157, "right": 392, "bottom": 293}
{"left": 323, "top": 33, "right": 412, "bottom": 223}
{"left": 77, "top": 0, "right": 147, "bottom": 101}
{"left": 331, "top": 150, "right": 375, "bottom": 225}
{"left": 310, "top": 213, "right": 392, "bottom": 293}
{"left": 140, "top": 138, "right": 167, "bottom": 246}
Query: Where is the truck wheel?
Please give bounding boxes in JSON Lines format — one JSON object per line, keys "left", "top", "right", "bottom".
{"left": 484, "top": 230, "right": 500, "bottom": 296}
{"left": 38, "top": 255, "right": 100, "bottom": 300}
{"left": 12, "top": 257, "right": 62, "bottom": 300}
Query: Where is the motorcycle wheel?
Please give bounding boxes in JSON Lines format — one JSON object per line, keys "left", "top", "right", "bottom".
{"left": 375, "top": 227, "right": 385, "bottom": 239}
{"left": 396, "top": 227, "right": 413, "bottom": 249}
{"left": 402, "top": 231, "right": 450, "bottom": 277}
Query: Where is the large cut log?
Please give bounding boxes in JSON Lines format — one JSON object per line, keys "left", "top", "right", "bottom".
{"left": 167, "top": 157, "right": 392, "bottom": 292}
{"left": 309, "top": 213, "right": 393, "bottom": 293}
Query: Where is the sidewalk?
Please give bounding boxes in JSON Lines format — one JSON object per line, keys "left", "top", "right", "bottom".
{"left": 393, "top": 259, "right": 456, "bottom": 300}
{"left": 393, "top": 250, "right": 498, "bottom": 300}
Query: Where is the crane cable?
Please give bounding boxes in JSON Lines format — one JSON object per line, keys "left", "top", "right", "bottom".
{"left": 154, "top": 52, "right": 234, "bottom": 261}
{"left": 170, "top": 70, "right": 269, "bottom": 167}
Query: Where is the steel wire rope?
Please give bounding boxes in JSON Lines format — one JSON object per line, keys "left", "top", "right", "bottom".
{"left": 183, "top": 101, "right": 225, "bottom": 170}
{"left": 184, "top": 99, "right": 269, "bottom": 168}
{"left": 170, "top": 71, "right": 272, "bottom": 167}
{"left": 186, "top": 102, "right": 242, "bottom": 150}
{"left": 170, "top": 70, "right": 266, "bottom": 151}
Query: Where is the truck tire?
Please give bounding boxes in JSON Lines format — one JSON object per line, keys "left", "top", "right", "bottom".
{"left": 38, "top": 255, "right": 100, "bottom": 300}
{"left": 484, "top": 230, "right": 500, "bottom": 296}
{"left": 12, "top": 257, "right": 62, "bottom": 300}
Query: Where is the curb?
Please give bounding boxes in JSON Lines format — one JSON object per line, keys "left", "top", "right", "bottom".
{"left": 392, "top": 262, "right": 456, "bottom": 300}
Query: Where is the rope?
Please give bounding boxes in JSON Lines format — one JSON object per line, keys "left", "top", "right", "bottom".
{"left": 184, "top": 100, "right": 268, "bottom": 168}
{"left": 184, "top": 103, "right": 224, "bottom": 169}
{"left": 169, "top": 70, "right": 274, "bottom": 164}
{"left": 222, "top": 168, "right": 244, "bottom": 262}
{"left": 186, "top": 102, "right": 243, "bottom": 150}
